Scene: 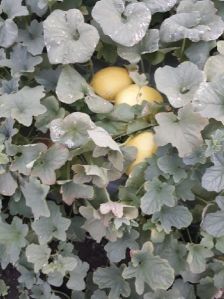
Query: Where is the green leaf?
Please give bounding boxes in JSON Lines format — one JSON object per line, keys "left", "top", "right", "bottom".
{"left": 105, "top": 230, "right": 139, "bottom": 262}
{"left": 1, "top": 0, "right": 29, "bottom": 18}
{"left": 31, "top": 144, "right": 69, "bottom": 185}
{"left": 155, "top": 104, "right": 208, "bottom": 157}
{"left": 143, "top": 0, "right": 177, "bottom": 14}
{"left": 122, "top": 242, "right": 174, "bottom": 294}
{"left": 140, "top": 178, "right": 176, "bottom": 215}
{"left": 0, "top": 279, "right": 9, "bottom": 296}
{"left": 56, "top": 66, "right": 88, "bottom": 104}
{"left": 0, "top": 19, "right": 18, "bottom": 48}
{"left": 11, "top": 143, "right": 47, "bottom": 176}
{"left": 93, "top": 264, "right": 131, "bottom": 299}
{"left": 155, "top": 62, "right": 204, "bottom": 108}
{"left": 42, "top": 255, "right": 77, "bottom": 276}
{"left": 157, "top": 153, "right": 187, "bottom": 183}
{"left": 152, "top": 206, "right": 193, "bottom": 233}
{"left": 0, "top": 216, "right": 28, "bottom": 265}
{"left": 35, "top": 96, "right": 65, "bottom": 133}
{"left": 193, "top": 74, "right": 224, "bottom": 124}
{"left": 202, "top": 153, "right": 224, "bottom": 192}
{"left": 186, "top": 244, "right": 213, "bottom": 274}
{"left": 59, "top": 180, "right": 94, "bottom": 205}
{"left": 66, "top": 257, "right": 89, "bottom": 291}
{"left": 72, "top": 164, "right": 109, "bottom": 188}
{"left": 202, "top": 210, "right": 224, "bottom": 237}
{"left": 84, "top": 93, "right": 114, "bottom": 114}
{"left": 0, "top": 86, "right": 46, "bottom": 126}
{"left": 0, "top": 172, "right": 17, "bottom": 196}
{"left": 144, "top": 289, "right": 184, "bottom": 299}
{"left": 92, "top": 0, "right": 151, "bottom": 47}
{"left": 50, "top": 112, "right": 95, "bottom": 149}
{"left": 32, "top": 202, "right": 71, "bottom": 244}
{"left": 26, "top": 244, "right": 51, "bottom": 273}
{"left": 214, "top": 269, "right": 224, "bottom": 288}
{"left": 91, "top": 290, "right": 107, "bottom": 299}
{"left": 43, "top": 9, "right": 99, "bottom": 64}
{"left": 21, "top": 178, "right": 50, "bottom": 219}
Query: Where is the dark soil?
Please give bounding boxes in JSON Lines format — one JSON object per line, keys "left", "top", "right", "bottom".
{"left": 0, "top": 264, "right": 20, "bottom": 299}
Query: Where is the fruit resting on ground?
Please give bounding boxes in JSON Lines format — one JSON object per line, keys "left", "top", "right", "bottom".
{"left": 115, "top": 84, "right": 163, "bottom": 106}
{"left": 126, "top": 131, "right": 157, "bottom": 174}
{"left": 90, "top": 66, "right": 132, "bottom": 101}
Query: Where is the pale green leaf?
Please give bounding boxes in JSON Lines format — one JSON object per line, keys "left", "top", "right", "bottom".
{"left": 26, "top": 244, "right": 51, "bottom": 273}
{"left": 186, "top": 244, "right": 213, "bottom": 273}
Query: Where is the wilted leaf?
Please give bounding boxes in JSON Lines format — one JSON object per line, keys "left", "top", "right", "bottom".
{"left": 43, "top": 9, "right": 99, "bottom": 64}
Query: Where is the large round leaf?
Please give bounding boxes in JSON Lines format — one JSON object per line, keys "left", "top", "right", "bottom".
{"left": 143, "top": 0, "right": 177, "bottom": 14}
{"left": 92, "top": 0, "right": 151, "bottom": 47}
{"left": 43, "top": 9, "right": 99, "bottom": 64}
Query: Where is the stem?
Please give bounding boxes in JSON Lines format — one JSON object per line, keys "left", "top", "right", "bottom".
{"left": 180, "top": 38, "right": 186, "bottom": 62}
{"left": 186, "top": 228, "right": 193, "bottom": 243}
{"left": 88, "top": 59, "right": 94, "bottom": 78}
{"left": 114, "top": 124, "right": 155, "bottom": 140}
{"left": 140, "top": 57, "right": 145, "bottom": 74}
{"left": 53, "top": 290, "right": 70, "bottom": 299}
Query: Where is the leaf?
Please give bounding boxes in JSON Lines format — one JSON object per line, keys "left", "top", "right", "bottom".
{"left": 35, "top": 67, "right": 61, "bottom": 92}
{"left": 50, "top": 112, "right": 95, "bottom": 149}
{"left": 26, "top": 0, "right": 48, "bottom": 17}
{"left": 56, "top": 66, "right": 88, "bottom": 104}
{"left": 84, "top": 94, "right": 114, "bottom": 114}
{"left": 10, "top": 45, "right": 43, "bottom": 74}
{"left": 0, "top": 279, "right": 9, "bottom": 296}
{"left": 59, "top": 181, "right": 94, "bottom": 206}
{"left": 92, "top": 0, "right": 151, "bottom": 47}
{"left": 122, "top": 242, "right": 174, "bottom": 294}
{"left": 144, "top": 289, "right": 184, "bottom": 299}
{"left": 79, "top": 206, "right": 107, "bottom": 243}
{"left": 0, "top": 19, "right": 18, "bottom": 48}
{"left": 152, "top": 206, "right": 193, "bottom": 233}
{"left": 35, "top": 96, "right": 66, "bottom": 133}
{"left": 193, "top": 74, "right": 224, "bottom": 124}
{"left": 100, "top": 202, "right": 138, "bottom": 220}
{"left": 185, "top": 41, "right": 216, "bottom": 69}
{"left": 204, "top": 53, "right": 224, "bottom": 81}
{"left": 0, "top": 217, "right": 28, "bottom": 265}
{"left": 105, "top": 230, "right": 139, "bottom": 262}
{"left": 32, "top": 202, "right": 71, "bottom": 244}
{"left": 157, "top": 154, "right": 187, "bottom": 183}
{"left": 42, "top": 255, "right": 77, "bottom": 276}
{"left": 19, "top": 20, "right": 44, "bottom": 56}
{"left": 160, "top": 0, "right": 224, "bottom": 43}
{"left": 0, "top": 86, "right": 46, "bottom": 127}
{"left": 21, "top": 178, "right": 50, "bottom": 219}
{"left": 155, "top": 62, "right": 204, "bottom": 108}
{"left": 26, "top": 244, "right": 51, "bottom": 273}
{"left": 173, "top": 279, "right": 196, "bottom": 299}
{"left": 66, "top": 257, "right": 89, "bottom": 291}
{"left": 140, "top": 178, "right": 175, "bottom": 215}
{"left": 154, "top": 104, "right": 208, "bottom": 158}
{"left": 214, "top": 270, "right": 224, "bottom": 288}
{"left": 186, "top": 244, "right": 213, "bottom": 274}
{"left": 202, "top": 210, "right": 224, "bottom": 237}
{"left": 202, "top": 153, "right": 224, "bottom": 192}
{"left": 143, "top": 0, "right": 177, "bottom": 14}
{"left": 91, "top": 290, "right": 107, "bottom": 299}
{"left": 31, "top": 144, "right": 69, "bottom": 185}
{"left": 1, "top": 0, "right": 29, "bottom": 19}
{"left": 117, "top": 29, "right": 159, "bottom": 64}
{"left": 0, "top": 172, "right": 17, "bottom": 196}
{"left": 43, "top": 9, "right": 99, "bottom": 64}
{"left": 72, "top": 164, "right": 109, "bottom": 188}
{"left": 93, "top": 264, "right": 131, "bottom": 299}
{"left": 10, "top": 143, "right": 47, "bottom": 176}
{"left": 155, "top": 236, "right": 187, "bottom": 274}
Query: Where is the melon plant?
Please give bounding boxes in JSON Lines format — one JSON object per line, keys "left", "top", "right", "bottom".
{"left": 1, "top": 0, "right": 224, "bottom": 298}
